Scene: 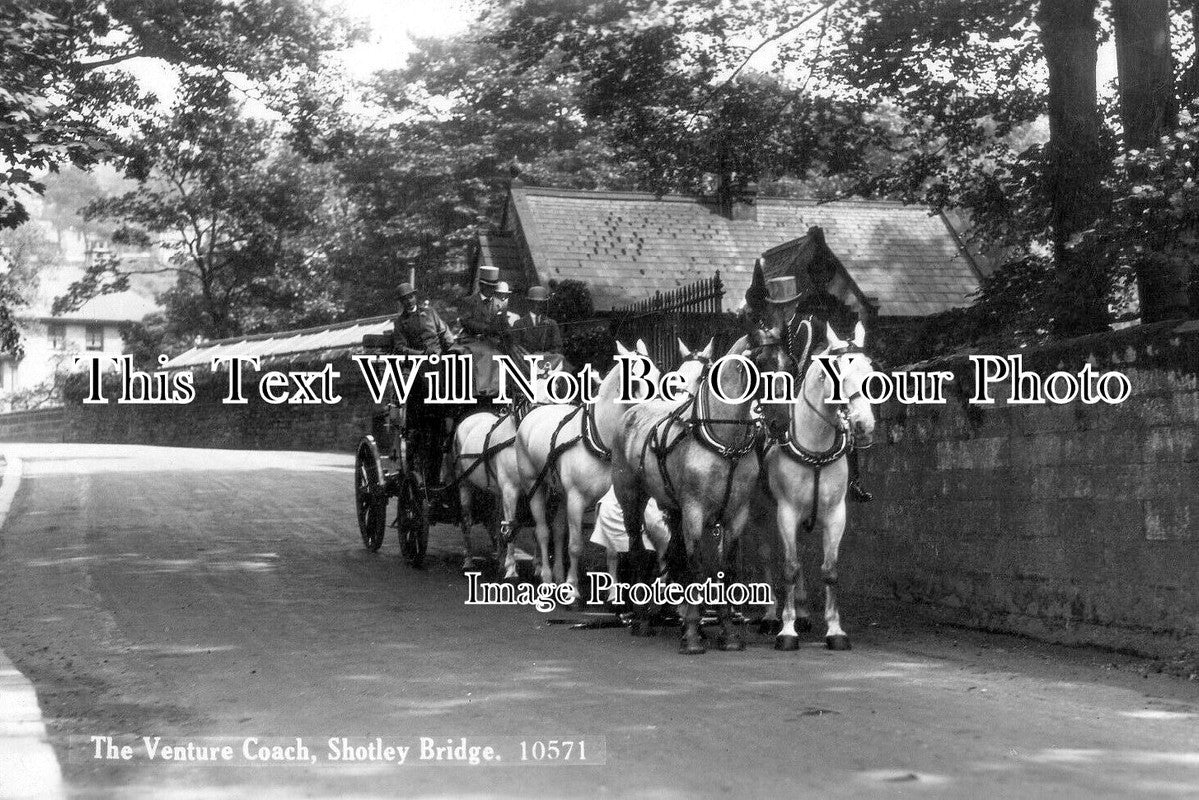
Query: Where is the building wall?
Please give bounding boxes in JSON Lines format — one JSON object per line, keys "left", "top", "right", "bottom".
{"left": 3, "top": 319, "right": 128, "bottom": 403}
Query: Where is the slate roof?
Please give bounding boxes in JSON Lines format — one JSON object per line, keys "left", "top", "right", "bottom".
{"left": 499, "top": 186, "right": 981, "bottom": 316}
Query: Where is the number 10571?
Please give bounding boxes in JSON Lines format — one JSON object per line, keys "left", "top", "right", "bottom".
{"left": 519, "top": 740, "right": 588, "bottom": 761}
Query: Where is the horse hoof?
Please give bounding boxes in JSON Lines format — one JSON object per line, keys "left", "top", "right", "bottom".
{"left": 774, "top": 634, "right": 800, "bottom": 651}
{"left": 717, "top": 633, "right": 745, "bottom": 652}
{"left": 826, "top": 634, "right": 852, "bottom": 651}
{"left": 795, "top": 617, "right": 813, "bottom": 633}
{"left": 757, "top": 619, "right": 782, "bottom": 636}
{"left": 679, "top": 636, "right": 707, "bottom": 655}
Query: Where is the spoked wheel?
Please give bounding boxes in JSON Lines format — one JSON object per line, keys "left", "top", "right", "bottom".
{"left": 398, "top": 474, "right": 429, "bottom": 568}
{"left": 355, "top": 436, "right": 388, "bottom": 552}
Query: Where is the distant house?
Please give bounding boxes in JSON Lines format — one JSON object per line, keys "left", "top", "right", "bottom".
{"left": 3, "top": 283, "right": 157, "bottom": 406}
{"left": 1, "top": 257, "right": 157, "bottom": 410}
{"left": 467, "top": 182, "right": 983, "bottom": 320}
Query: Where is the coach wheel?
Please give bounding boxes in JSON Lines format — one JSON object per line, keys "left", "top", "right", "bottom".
{"left": 355, "top": 436, "right": 387, "bottom": 552}
{"left": 398, "top": 474, "right": 429, "bottom": 568}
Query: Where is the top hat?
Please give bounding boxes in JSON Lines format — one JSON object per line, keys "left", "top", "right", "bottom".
{"left": 765, "top": 276, "right": 800, "bottom": 304}
{"left": 398, "top": 281, "right": 416, "bottom": 298}
{"left": 478, "top": 265, "right": 500, "bottom": 285}
{"left": 527, "top": 285, "right": 549, "bottom": 303}
{"left": 492, "top": 280, "right": 512, "bottom": 296}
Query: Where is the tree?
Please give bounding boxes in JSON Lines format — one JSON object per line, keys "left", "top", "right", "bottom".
{"left": 59, "top": 78, "right": 340, "bottom": 343}
{"left": 0, "top": 0, "right": 356, "bottom": 230}
{"left": 1037, "top": 0, "right": 1108, "bottom": 333}
{"left": 326, "top": 32, "right": 632, "bottom": 318}
{"left": 486, "top": 0, "right": 1199, "bottom": 346}
{"left": 1111, "top": 0, "right": 1190, "bottom": 322}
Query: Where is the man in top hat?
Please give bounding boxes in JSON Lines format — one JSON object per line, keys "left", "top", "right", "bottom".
{"left": 764, "top": 274, "right": 872, "bottom": 502}
{"left": 512, "top": 285, "right": 563, "bottom": 361}
{"left": 455, "top": 267, "right": 515, "bottom": 398}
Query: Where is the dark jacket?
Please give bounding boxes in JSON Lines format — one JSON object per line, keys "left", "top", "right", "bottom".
{"left": 393, "top": 303, "right": 454, "bottom": 355}
{"left": 511, "top": 311, "right": 562, "bottom": 353}
{"left": 457, "top": 292, "right": 509, "bottom": 341}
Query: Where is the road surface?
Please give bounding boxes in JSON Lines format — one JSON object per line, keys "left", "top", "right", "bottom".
{"left": 0, "top": 443, "right": 1197, "bottom": 799}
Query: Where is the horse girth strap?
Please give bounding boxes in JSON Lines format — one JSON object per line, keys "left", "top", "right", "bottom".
{"left": 527, "top": 406, "right": 584, "bottom": 499}
{"left": 582, "top": 403, "right": 611, "bottom": 461}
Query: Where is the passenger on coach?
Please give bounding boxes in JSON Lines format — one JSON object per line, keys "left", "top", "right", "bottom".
{"left": 512, "top": 285, "right": 563, "bottom": 366}
{"left": 391, "top": 282, "right": 454, "bottom": 486}
{"left": 455, "top": 267, "right": 514, "bottom": 402}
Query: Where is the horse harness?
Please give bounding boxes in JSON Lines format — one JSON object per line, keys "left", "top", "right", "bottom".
{"left": 638, "top": 360, "right": 764, "bottom": 533}
{"left": 526, "top": 401, "right": 610, "bottom": 499}
{"left": 441, "top": 397, "right": 535, "bottom": 491}
{"left": 769, "top": 341, "right": 862, "bottom": 532}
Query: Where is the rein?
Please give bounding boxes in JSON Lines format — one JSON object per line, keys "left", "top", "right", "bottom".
{"left": 527, "top": 406, "right": 584, "bottom": 499}
{"left": 639, "top": 359, "right": 763, "bottom": 526}
{"left": 769, "top": 353, "right": 859, "bottom": 533}
{"left": 435, "top": 396, "right": 536, "bottom": 492}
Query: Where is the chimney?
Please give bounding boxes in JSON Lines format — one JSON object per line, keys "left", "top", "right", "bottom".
{"left": 716, "top": 174, "right": 758, "bottom": 221}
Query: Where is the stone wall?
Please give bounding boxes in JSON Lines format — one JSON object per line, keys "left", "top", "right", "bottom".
{"left": 0, "top": 407, "right": 67, "bottom": 443}
{"left": 845, "top": 319, "right": 1199, "bottom": 655}
{"left": 59, "top": 357, "right": 380, "bottom": 452}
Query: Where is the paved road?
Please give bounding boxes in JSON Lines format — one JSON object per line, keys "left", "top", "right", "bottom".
{"left": 1, "top": 443, "right": 1198, "bottom": 799}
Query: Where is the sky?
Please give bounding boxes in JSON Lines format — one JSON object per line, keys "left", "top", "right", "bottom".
{"left": 122, "top": 0, "right": 473, "bottom": 110}
{"left": 333, "top": 0, "right": 473, "bottom": 79}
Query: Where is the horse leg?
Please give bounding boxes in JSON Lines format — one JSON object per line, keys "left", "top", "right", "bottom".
{"left": 677, "top": 504, "right": 707, "bottom": 655}
{"left": 528, "top": 488, "right": 554, "bottom": 586}
{"left": 616, "top": 485, "right": 653, "bottom": 636}
{"left": 551, "top": 498, "right": 568, "bottom": 585}
{"left": 499, "top": 483, "right": 520, "bottom": 583}
{"left": 774, "top": 499, "right": 805, "bottom": 651}
{"left": 821, "top": 502, "right": 851, "bottom": 650}
{"left": 715, "top": 506, "right": 750, "bottom": 652}
{"left": 563, "top": 490, "right": 586, "bottom": 607}
{"left": 457, "top": 485, "right": 474, "bottom": 572}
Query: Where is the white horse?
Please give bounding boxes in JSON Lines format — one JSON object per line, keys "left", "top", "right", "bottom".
{"left": 757, "top": 322, "right": 876, "bottom": 651}
{"left": 451, "top": 360, "right": 555, "bottom": 579}
{"left": 591, "top": 338, "right": 715, "bottom": 604}
{"left": 515, "top": 340, "right": 660, "bottom": 600}
{"left": 612, "top": 332, "right": 794, "bottom": 654}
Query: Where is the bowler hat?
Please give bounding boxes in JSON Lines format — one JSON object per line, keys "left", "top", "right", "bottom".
{"left": 766, "top": 276, "right": 800, "bottom": 304}
{"left": 493, "top": 280, "right": 512, "bottom": 296}
{"left": 398, "top": 282, "right": 416, "bottom": 298}
{"left": 478, "top": 265, "right": 500, "bottom": 285}
{"left": 527, "top": 285, "right": 549, "bottom": 303}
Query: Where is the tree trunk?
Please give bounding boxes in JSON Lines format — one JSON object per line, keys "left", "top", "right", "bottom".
{"left": 1112, "top": 0, "right": 1191, "bottom": 322}
{"left": 1037, "top": 0, "right": 1109, "bottom": 335}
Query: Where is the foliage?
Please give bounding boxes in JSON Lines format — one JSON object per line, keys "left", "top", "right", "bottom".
{"left": 546, "top": 279, "right": 594, "bottom": 323}
{"left": 326, "top": 33, "right": 633, "bottom": 318}
{"left": 1086, "top": 105, "right": 1199, "bottom": 313}
{"left": 58, "top": 78, "right": 342, "bottom": 342}
{"left": 486, "top": 0, "right": 885, "bottom": 196}
{"left": 0, "top": 0, "right": 356, "bottom": 230}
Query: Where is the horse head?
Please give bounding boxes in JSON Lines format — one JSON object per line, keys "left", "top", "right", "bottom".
{"left": 744, "top": 326, "right": 800, "bottom": 440}
{"left": 818, "top": 322, "right": 876, "bottom": 446}
{"left": 675, "top": 337, "right": 715, "bottom": 395}
{"left": 613, "top": 339, "right": 661, "bottom": 401}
